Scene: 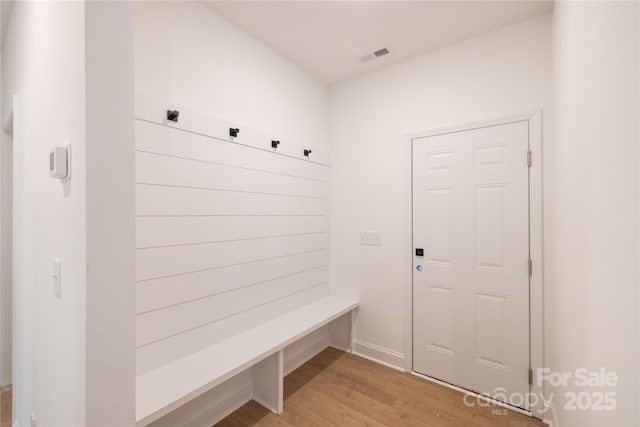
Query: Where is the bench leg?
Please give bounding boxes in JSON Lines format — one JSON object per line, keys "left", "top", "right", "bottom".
{"left": 329, "top": 309, "right": 357, "bottom": 353}
{"left": 251, "top": 350, "right": 283, "bottom": 414}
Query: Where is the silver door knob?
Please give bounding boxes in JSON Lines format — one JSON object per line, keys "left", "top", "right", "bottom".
{"left": 416, "top": 265, "right": 424, "bottom": 272}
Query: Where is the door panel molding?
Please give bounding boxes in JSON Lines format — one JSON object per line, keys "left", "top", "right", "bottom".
{"left": 407, "top": 111, "right": 544, "bottom": 419}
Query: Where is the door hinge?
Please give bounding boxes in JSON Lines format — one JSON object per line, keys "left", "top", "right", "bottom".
{"left": 528, "top": 259, "right": 533, "bottom": 277}
{"left": 527, "top": 150, "right": 532, "bottom": 167}
{"left": 529, "top": 368, "right": 533, "bottom": 385}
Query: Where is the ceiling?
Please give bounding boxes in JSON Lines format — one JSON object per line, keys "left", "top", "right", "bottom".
{"left": 205, "top": 1, "right": 553, "bottom": 84}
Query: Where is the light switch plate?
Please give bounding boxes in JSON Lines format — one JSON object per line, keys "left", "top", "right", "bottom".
{"left": 52, "top": 259, "right": 62, "bottom": 299}
{"left": 359, "top": 231, "right": 382, "bottom": 246}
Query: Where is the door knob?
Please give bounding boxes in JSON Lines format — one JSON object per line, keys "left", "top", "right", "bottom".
{"left": 416, "top": 265, "right": 424, "bottom": 272}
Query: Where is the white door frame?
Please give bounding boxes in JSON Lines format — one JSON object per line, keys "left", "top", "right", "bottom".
{"left": 406, "top": 111, "right": 544, "bottom": 419}
{"left": 1, "top": 102, "right": 13, "bottom": 393}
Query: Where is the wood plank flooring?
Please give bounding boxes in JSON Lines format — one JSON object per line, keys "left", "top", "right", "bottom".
{"left": 216, "top": 347, "right": 544, "bottom": 427}
{"left": 0, "top": 349, "right": 544, "bottom": 427}
{"left": 1, "top": 387, "right": 11, "bottom": 427}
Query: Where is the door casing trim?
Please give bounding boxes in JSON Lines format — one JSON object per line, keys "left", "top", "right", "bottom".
{"left": 406, "top": 111, "right": 544, "bottom": 419}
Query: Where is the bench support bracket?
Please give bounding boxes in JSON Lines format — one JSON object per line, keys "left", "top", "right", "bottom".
{"left": 252, "top": 350, "right": 284, "bottom": 414}
{"left": 329, "top": 310, "right": 357, "bottom": 353}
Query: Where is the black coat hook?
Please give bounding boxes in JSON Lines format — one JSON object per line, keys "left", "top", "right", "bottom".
{"left": 304, "top": 149, "right": 312, "bottom": 157}
{"left": 230, "top": 128, "right": 240, "bottom": 138}
{"left": 271, "top": 140, "right": 280, "bottom": 149}
{"left": 167, "top": 110, "right": 179, "bottom": 122}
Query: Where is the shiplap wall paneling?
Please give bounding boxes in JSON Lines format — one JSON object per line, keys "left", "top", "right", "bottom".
{"left": 135, "top": 99, "right": 330, "bottom": 375}
{"left": 137, "top": 266, "right": 329, "bottom": 346}
{"left": 136, "top": 284, "right": 328, "bottom": 375}
{"left": 137, "top": 215, "right": 327, "bottom": 249}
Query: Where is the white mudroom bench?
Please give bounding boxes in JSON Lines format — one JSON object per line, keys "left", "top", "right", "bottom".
{"left": 136, "top": 295, "right": 359, "bottom": 426}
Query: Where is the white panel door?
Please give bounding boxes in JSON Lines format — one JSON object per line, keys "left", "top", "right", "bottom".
{"left": 412, "top": 121, "right": 530, "bottom": 409}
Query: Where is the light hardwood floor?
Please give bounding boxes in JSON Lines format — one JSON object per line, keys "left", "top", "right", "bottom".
{"left": 1, "top": 386, "right": 11, "bottom": 427}
{"left": 216, "top": 347, "right": 544, "bottom": 427}
{"left": 0, "top": 349, "right": 544, "bottom": 427}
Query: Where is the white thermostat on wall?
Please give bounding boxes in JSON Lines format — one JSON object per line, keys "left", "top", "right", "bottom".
{"left": 49, "top": 146, "right": 70, "bottom": 181}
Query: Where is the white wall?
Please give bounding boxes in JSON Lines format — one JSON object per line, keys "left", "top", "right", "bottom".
{"left": 2, "top": 2, "right": 635, "bottom": 426}
{"left": 85, "top": 1, "right": 135, "bottom": 425}
{"left": 135, "top": 1, "right": 328, "bottom": 150}
{"left": 134, "top": 2, "right": 330, "bottom": 422}
{"left": 2, "top": 1, "right": 87, "bottom": 425}
{"left": 0, "top": 0, "right": 11, "bottom": 390}
{"left": 1, "top": 106, "right": 11, "bottom": 390}
{"left": 134, "top": 108, "right": 330, "bottom": 375}
{"left": 549, "top": 2, "right": 639, "bottom": 426}
{"left": 134, "top": 0, "right": 330, "bottom": 369}
{"left": 2, "top": 2, "right": 136, "bottom": 425}
{"left": 0, "top": 0, "right": 14, "bottom": 390}
{"left": 328, "top": 13, "right": 552, "bottom": 367}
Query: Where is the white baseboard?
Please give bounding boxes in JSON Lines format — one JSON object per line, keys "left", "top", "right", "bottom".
{"left": 283, "top": 326, "right": 329, "bottom": 376}
{"left": 542, "top": 401, "right": 559, "bottom": 427}
{"left": 183, "top": 386, "right": 251, "bottom": 427}
{"left": 352, "top": 339, "right": 405, "bottom": 372}
{"left": 149, "top": 371, "right": 252, "bottom": 427}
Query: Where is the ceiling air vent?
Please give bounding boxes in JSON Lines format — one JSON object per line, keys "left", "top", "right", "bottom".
{"left": 359, "top": 48, "right": 390, "bottom": 63}
{"left": 373, "top": 48, "right": 390, "bottom": 57}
